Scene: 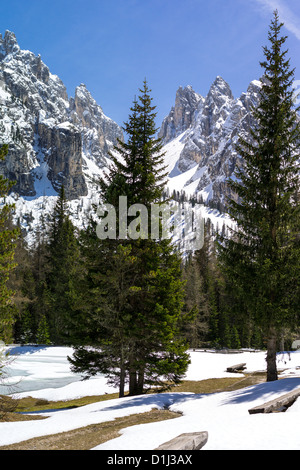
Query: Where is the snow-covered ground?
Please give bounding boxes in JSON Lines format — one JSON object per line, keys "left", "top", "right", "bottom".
{"left": 1, "top": 345, "right": 300, "bottom": 450}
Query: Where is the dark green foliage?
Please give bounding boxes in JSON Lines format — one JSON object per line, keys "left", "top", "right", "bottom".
{"left": 0, "top": 144, "right": 19, "bottom": 342}
{"left": 217, "top": 11, "right": 300, "bottom": 380}
{"left": 181, "top": 256, "right": 208, "bottom": 349}
{"left": 101, "top": 80, "right": 168, "bottom": 209}
{"left": 15, "top": 191, "right": 85, "bottom": 346}
{"left": 46, "top": 186, "right": 83, "bottom": 344}
{"left": 36, "top": 314, "right": 51, "bottom": 345}
{"left": 69, "top": 81, "right": 190, "bottom": 397}
{"left": 14, "top": 212, "right": 51, "bottom": 344}
{"left": 182, "top": 219, "right": 267, "bottom": 350}
{"left": 8, "top": 225, "right": 37, "bottom": 343}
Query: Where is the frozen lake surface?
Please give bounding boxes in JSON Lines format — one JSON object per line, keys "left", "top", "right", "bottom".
{"left": 1, "top": 345, "right": 88, "bottom": 396}
{"left": 1, "top": 345, "right": 300, "bottom": 450}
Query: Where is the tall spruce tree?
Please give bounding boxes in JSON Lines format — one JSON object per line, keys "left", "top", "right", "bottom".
{"left": 69, "top": 81, "right": 190, "bottom": 396}
{"left": 17, "top": 209, "right": 51, "bottom": 344}
{"left": 218, "top": 11, "right": 300, "bottom": 381}
{"left": 101, "top": 81, "right": 168, "bottom": 208}
{"left": 47, "top": 185, "right": 82, "bottom": 344}
{"left": 0, "top": 145, "right": 19, "bottom": 342}
{"left": 181, "top": 255, "right": 208, "bottom": 349}
{"left": 70, "top": 229, "right": 139, "bottom": 397}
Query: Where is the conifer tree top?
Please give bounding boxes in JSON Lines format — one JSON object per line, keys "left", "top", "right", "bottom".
{"left": 100, "top": 80, "right": 168, "bottom": 207}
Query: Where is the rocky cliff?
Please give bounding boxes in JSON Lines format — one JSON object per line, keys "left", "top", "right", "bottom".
{"left": 0, "top": 30, "right": 123, "bottom": 200}
{"left": 3, "top": 31, "right": 296, "bottom": 244}
{"left": 159, "top": 76, "right": 262, "bottom": 209}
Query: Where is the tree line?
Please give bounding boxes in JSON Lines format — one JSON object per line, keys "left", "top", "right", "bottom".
{"left": 0, "top": 11, "right": 299, "bottom": 392}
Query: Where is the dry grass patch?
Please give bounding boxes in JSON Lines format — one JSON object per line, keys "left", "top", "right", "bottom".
{"left": 168, "top": 373, "right": 266, "bottom": 395}
{"left": 0, "top": 409, "right": 180, "bottom": 450}
{"left": 0, "top": 395, "right": 47, "bottom": 422}
{"left": 0, "top": 373, "right": 267, "bottom": 450}
{"left": 15, "top": 393, "right": 121, "bottom": 413}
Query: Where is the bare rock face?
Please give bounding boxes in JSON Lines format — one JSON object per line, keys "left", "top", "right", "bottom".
{"left": 159, "top": 76, "right": 263, "bottom": 209}
{"left": 37, "top": 121, "right": 86, "bottom": 200}
{"left": 70, "top": 84, "right": 123, "bottom": 169}
{"left": 0, "top": 30, "right": 123, "bottom": 200}
{"left": 159, "top": 85, "right": 203, "bottom": 144}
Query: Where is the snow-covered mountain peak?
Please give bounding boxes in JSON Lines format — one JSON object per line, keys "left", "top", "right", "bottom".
{"left": 0, "top": 30, "right": 20, "bottom": 56}
{"left": 158, "top": 84, "right": 204, "bottom": 145}
{"left": 160, "top": 77, "right": 262, "bottom": 209}
{"left": 0, "top": 32, "right": 285, "bottom": 246}
{"left": 0, "top": 30, "right": 123, "bottom": 202}
{"left": 0, "top": 31, "right": 124, "bottom": 242}
{"left": 75, "top": 83, "right": 97, "bottom": 104}
{"left": 208, "top": 76, "right": 233, "bottom": 98}
{"left": 72, "top": 83, "right": 104, "bottom": 124}
{"left": 204, "top": 76, "right": 234, "bottom": 120}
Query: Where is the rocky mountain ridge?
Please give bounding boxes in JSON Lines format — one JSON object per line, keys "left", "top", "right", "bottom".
{"left": 2, "top": 31, "right": 295, "bottom": 245}
{"left": 0, "top": 30, "right": 123, "bottom": 201}
{"left": 160, "top": 75, "right": 263, "bottom": 210}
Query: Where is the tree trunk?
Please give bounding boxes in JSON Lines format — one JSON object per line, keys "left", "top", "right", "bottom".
{"left": 129, "top": 363, "right": 138, "bottom": 396}
{"left": 128, "top": 358, "right": 145, "bottom": 395}
{"left": 266, "top": 328, "right": 278, "bottom": 381}
{"left": 136, "top": 367, "right": 145, "bottom": 395}
{"left": 119, "top": 364, "right": 126, "bottom": 398}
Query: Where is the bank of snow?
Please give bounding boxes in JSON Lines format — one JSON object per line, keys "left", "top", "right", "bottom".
{"left": 1, "top": 346, "right": 300, "bottom": 450}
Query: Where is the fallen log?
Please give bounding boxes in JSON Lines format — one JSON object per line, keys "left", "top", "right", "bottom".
{"left": 226, "top": 363, "right": 246, "bottom": 373}
{"left": 249, "top": 388, "right": 300, "bottom": 414}
{"left": 155, "top": 432, "right": 208, "bottom": 450}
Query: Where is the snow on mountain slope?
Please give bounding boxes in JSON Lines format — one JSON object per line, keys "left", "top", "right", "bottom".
{"left": 0, "top": 30, "right": 123, "bottom": 241}
{"left": 1, "top": 31, "right": 287, "bottom": 248}
{"left": 161, "top": 77, "right": 263, "bottom": 209}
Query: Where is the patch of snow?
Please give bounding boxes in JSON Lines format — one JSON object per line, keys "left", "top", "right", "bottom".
{"left": 1, "top": 346, "right": 300, "bottom": 450}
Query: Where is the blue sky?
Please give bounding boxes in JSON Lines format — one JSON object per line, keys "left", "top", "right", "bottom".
{"left": 0, "top": 0, "right": 299, "bottom": 127}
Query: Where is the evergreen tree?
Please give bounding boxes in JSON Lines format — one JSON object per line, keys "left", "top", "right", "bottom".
{"left": 0, "top": 145, "right": 19, "bottom": 342}
{"left": 181, "top": 255, "right": 209, "bottom": 349}
{"left": 101, "top": 81, "right": 168, "bottom": 209}
{"left": 36, "top": 314, "right": 51, "bottom": 345}
{"left": 218, "top": 11, "right": 300, "bottom": 381}
{"left": 18, "top": 307, "right": 34, "bottom": 344}
{"left": 69, "top": 81, "right": 190, "bottom": 396}
{"left": 70, "top": 233, "right": 139, "bottom": 397}
{"left": 17, "top": 210, "right": 51, "bottom": 344}
{"left": 46, "top": 185, "right": 82, "bottom": 344}
{"left": 7, "top": 222, "right": 34, "bottom": 342}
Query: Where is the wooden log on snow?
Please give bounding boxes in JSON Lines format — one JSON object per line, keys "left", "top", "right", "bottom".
{"left": 248, "top": 388, "right": 300, "bottom": 414}
{"left": 155, "top": 432, "right": 208, "bottom": 450}
{"left": 226, "top": 363, "right": 246, "bottom": 373}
